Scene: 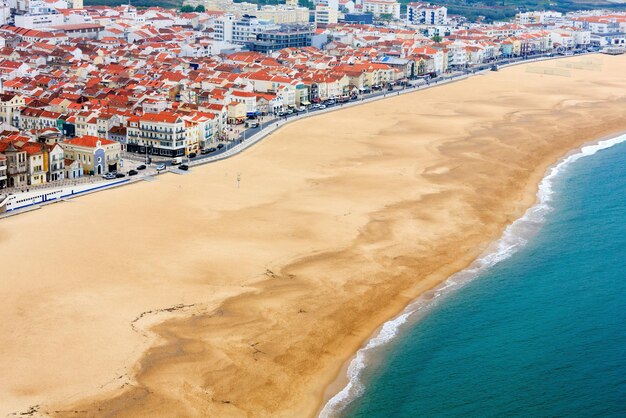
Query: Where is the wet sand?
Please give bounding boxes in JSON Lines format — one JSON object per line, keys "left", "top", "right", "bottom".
{"left": 0, "top": 55, "right": 625, "bottom": 417}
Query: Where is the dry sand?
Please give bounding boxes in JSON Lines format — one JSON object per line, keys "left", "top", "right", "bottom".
{"left": 0, "top": 55, "right": 625, "bottom": 418}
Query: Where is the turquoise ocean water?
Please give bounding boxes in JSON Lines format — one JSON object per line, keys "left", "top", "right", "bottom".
{"left": 321, "top": 135, "right": 626, "bottom": 418}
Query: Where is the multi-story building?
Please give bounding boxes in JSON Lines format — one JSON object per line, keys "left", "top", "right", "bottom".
{"left": 255, "top": 5, "right": 310, "bottom": 24}
{"left": 315, "top": 5, "right": 339, "bottom": 25}
{"left": 407, "top": 2, "right": 447, "bottom": 25}
{"left": 126, "top": 112, "right": 188, "bottom": 157}
{"left": 0, "top": 94, "right": 26, "bottom": 128}
{"left": 14, "top": 0, "right": 65, "bottom": 29}
{"left": 235, "top": 15, "right": 279, "bottom": 44}
{"left": 22, "top": 142, "right": 47, "bottom": 185}
{"left": 213, "top": 14, "right": 236, "bottom": 43}
{"left": 362, "top": 0, "right": 401, "bottom": 20}
{"left": 247, "top": 24, "right": 313, "bottom": 53}
{"left": 515, "top": 11, "right": 562, "bottom": 25}
{"left": 62, "top": 135, "right": 121, "bottom": 175}
{"left": 46, "top": 143, "right": 65, "bottom": 182}
{"left": 0, "top": 152, "right": 6, "bottom": 189}
{"left": 0, "top": 142, "right": 28, "bottom": 188}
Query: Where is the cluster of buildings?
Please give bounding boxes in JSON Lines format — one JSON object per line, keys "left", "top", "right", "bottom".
{"left": 0, "top": 0, "right": 624, "bottom": 191}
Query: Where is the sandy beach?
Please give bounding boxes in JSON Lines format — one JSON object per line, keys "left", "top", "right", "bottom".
{"left": 1, "top": 54, "right": 625, "bottom": 417}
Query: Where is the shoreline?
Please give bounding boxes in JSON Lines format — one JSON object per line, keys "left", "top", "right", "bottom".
{"left": 317, "top": 129, "right": 626, "bottom": 418}
{"left": 1, "top": 54, "right": 625, "bottom": 417}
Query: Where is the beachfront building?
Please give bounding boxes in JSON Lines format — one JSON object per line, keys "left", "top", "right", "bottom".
{"left": 126, "top": 112, "right": 188, "bottom": 157}
{"left": 64, "top": 158, "right": 83, "bottom": 179}
{"left": 62, "top": 135, "right": 121, "bottom": 175}
{"left": 47, "top": 143, "right": 64, "bottom": 181}
{"left": 182, "top": 113, "right": 216, "bottom": 151}
{"left": 0, "top": 153, "right": 6, "bottom": 189}
{"left": 362, "top": 0, "right": 401, "bottom": 20}
{"left": 0, "top": 142, "right": 28, "bottom": 188}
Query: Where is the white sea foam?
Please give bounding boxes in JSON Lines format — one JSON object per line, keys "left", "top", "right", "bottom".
{"left": 319, "top": 133, "right": 626, "bottom": 418}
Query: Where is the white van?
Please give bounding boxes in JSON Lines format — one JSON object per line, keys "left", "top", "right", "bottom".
{"left": 171, "top": 157, "right": 183, "bottom": 165}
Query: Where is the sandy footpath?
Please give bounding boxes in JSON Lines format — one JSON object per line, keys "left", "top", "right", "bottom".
{"left": 0, "top": 55, "right": 625, "bottom": 417}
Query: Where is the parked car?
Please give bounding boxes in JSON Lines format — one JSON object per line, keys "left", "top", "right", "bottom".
{"left": 312, "top": 103, "right": 321, "bottom": 109}
{"left": 128, "top": 169, "right": 138, "bottom": 176}
{"left": 171, "top": 156, "right": 183, "bottom": 165}
{"left": 115, "top": 173, "right": 125, "bottom": 178}
{"left": 217, "top": 143, "right": 225, "bottom": 149}
{"left": 179, "top": 164, "right": 189, "bottom": 171}
{"left": 136, "top": 164, "right": 146, "bottom": 170}
{"left": 246, "top": 121, "right": 259, "bottom": 128}
{"left": 188, "top": 152, "right": 197, "bottom": 158}
{"left": 102, "top": 173, "right": 116, "bottom": 180}
{"left": 202, "top": 147, "right": 216, "bottom": 154}
{"left": 319, "top": 104, "right": 327, "bottom": 109}
{"left": 156, "top": 164, "right": 166, "bottom": 172}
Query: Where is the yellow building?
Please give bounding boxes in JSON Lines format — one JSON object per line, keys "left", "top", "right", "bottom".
{"left": 62, "top": 135, "right": 121, "bottom": 175}
{"left": 315, "top": 5, "right": 339, "bottom": 25}
{"left": 0, "top": 93, "right": 25, "bottom": 128}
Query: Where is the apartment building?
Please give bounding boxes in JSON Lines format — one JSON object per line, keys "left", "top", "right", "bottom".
{"left": 362, "top": 0, "right": 401, "bottom": 20}
{"left": 0, "top": 93, "right": 26, "bottom": 127}
{"left": 0, "top": 142, "right": 28, "bottom": 188}
{"left": 214, "top": 14, "right": 280, "bottom": 45}
{"left": 407, "top": 2, "right": 448, "bottom": 25}
{"left": 316, "top": 5, "right": 339, "bottom": 25}
{"left": 247, "top": 24, "right": 313, "bottom": 53}
{"left": 0, "top": 152, "right": 6, "bottom": 189}
{"left": 47, "top": 143, "right": 64, "bottom": 181}
{"left": 127, "top": 112, "right": 188, "bottom": 157}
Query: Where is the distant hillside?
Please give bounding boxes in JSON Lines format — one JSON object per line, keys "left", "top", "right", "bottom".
{"left": 406, "top": 0, "right": 626, "bottom": 22}
{"left": 83, "top": 0, "right": 626, "bottom": 19}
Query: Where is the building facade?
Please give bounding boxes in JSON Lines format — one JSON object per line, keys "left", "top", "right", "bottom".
{"left": 0, "top": 152, "right": 6, "bottom": 189}
{"left": 407, "top": 2, "right": 448, "bottom": 25}
{"left": 362, "top": 0, "right": 401, "bottom": 20}
{"left": 126, "top": 112, "right": 188, "bottom": 157}
{"left": 247, "top": 25, "right": 313, "bottom": 53}
{"left": 62, "top": 136, "right": 120, "bottom": 175}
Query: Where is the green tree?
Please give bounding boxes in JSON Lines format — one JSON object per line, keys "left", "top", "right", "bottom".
{"left": 180, "top": 4, "right": 194, "bottom": 12}
{"left": 431, "top": 34, "right": 442, "bottom": 43}
{"left": 194, "top": 4, "right": 205, "bottom": 11}
{"left": 379, "top": 13, "right": 394, "bottom": 22}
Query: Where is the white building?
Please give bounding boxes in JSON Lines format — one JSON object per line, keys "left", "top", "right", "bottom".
{"left": 214, "top": 14, "right": 279, "bottom": 45}
{"left": 14, "top": 0, "right": 64, "bottom": 29}
{"left": 362, "top": 0, "right": 400, "bottom": 20}
{"left": 255, "top": 5, "right": 310, "bottom": 24}
{"left": 0, "top": 1, "right": 10, "bottom": 26}
{"left": 407, "top": 2, "right": 447, "bottom": 25}
{"left": 515, "top": 10, "right": 562, "bottom": 25}
{"left": 315, "top": 4, "right": 339, "bottom": 25}
{"left": 213, "top": 14, "right": 235, "bottom": 42}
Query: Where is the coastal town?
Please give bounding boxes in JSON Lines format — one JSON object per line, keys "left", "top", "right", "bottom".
{"left": 0, "top": 0, "right": 625, "bottom": 213}
{"left": 1, "top": 0, "right": 626, "bottom": 414}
